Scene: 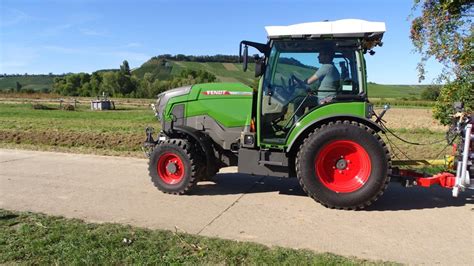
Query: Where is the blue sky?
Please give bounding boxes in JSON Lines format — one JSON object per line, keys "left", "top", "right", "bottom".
{"left": 1, "top": 0, "right": 442, "bottom": 84}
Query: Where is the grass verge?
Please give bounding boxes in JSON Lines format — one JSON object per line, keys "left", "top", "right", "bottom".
{"left": 0, "top": 209, "right": 391, "bottom": 265}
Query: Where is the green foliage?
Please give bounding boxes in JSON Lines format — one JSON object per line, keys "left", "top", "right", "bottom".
{"left": 434, "top": 77, "right": 474, "bottom": 124}
{"left": 20, "top": 88, "right": 35, "bottom": 94}
{"left": 15, "top": 81, "right": 22, "bottom": 92}
{"left": 410, "top": 0, "right": 472, "bottom": 81}
{"left": 51, "top": 62, "right": 217, "bottom": 98}
{"left": 420, "top": 85, "right": 441, "bottom": 100}
{"left": 410, "top": 0, "right": 473, "bottom": 123}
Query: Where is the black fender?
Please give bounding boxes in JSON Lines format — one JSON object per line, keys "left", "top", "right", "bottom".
{"left": 286, "top": 115, "right": 384, "bottom": 153}
{"left": 168, "top": 125, "right": 218, "bottom": 177}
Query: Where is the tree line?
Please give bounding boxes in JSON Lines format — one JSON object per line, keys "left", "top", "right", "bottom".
{"left": 52, "top": 60, "right": 216, "bottom": 98}
{"left": 1, "top": 73, "right": 63, "bottom": 78}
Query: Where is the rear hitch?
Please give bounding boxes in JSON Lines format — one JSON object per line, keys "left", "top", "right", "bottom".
{"left": 390, "top": 168, "right": 456, "bottom": 189}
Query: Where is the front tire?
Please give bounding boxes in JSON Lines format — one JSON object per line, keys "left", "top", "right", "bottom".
{"left": 148, "top": 139, "right": 202, "bottom": 194}
{"left": 296, "top": 121, "right": 391, "bottom": 209}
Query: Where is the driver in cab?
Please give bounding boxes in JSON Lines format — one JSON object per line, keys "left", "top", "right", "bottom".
{"left": 293, "top": 49, "right": 340, "bottom": 120}
{"left": 303, "top": 49, "right": 340, "bottom": 104}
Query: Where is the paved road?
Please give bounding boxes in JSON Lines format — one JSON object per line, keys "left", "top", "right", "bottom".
{"left": 1, "top": 149, "right": 473, "bottom": 264}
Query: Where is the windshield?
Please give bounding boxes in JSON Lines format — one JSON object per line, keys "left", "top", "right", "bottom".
{"left": 260, "top": 39, "right": 363, "bottom": 144}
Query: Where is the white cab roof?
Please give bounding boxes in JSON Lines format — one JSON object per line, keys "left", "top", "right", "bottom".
{"left": 265, "top": 19, "right": 386, "bottom": 39}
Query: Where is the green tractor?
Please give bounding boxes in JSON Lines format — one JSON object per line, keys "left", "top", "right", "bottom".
{"left": 144, "top": 19, "right": 391, "bottom": 209}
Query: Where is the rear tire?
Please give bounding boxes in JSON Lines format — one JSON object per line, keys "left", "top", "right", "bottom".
{"left": 296, "top": 120, "right": 391, "bottom": 209}
{"left": 148, "top": 139, "right": 203, "bottom": 194}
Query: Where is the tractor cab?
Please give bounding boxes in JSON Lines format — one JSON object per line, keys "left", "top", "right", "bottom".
{"left": 240, "top": 19, "right": 385, "bottom": 146}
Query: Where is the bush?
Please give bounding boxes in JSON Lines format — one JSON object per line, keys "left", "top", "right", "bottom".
{"left": 434, "top": 79, "right": 474, "bottom": 125}
{"left": 62, "top": 104, "right": 76, "bottom": 111}
{"left": 32, "top": 104, "right": 56, "bottom": 110}
{"left": 420, "top": 86, "right": 441, "bottom": 101}
{"left": 40, "top": 87, "right": 51, "bottom": 93}
{"left": 20, "top": 88, "right": 35, "bottom": 94}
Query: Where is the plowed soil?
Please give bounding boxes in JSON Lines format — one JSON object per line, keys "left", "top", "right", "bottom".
{"left": 0, "top": 130, "right": 143, "bottom": 151}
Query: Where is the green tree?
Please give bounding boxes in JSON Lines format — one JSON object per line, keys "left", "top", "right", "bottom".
{"left": 137, "top": 73, "right": 155, "bottom": 98}
{"left": 117, "top": 60, "right": 136, "bottom": 96}
{"left": 120, "top": 60, "right": 131, "bottom": 75}
{"left": 420, "top": 85, "right": 441, "bottom": 100}
{"left": 410, "top": 0, "right": 473, "bottom": 124}
{"left": 52, "top": 77, "right": 66, "bottom": 94}
{"left": 100, "top": 72, "right": 118, "bottom": 96}
{"left": 15, "top": 81, "right": 22, "bottom": 92}
{"left": 90, "top": 72, "right": 102, "bottom": 96}
{"left": 79, "top": 82, "right": 92, "bottom": 97}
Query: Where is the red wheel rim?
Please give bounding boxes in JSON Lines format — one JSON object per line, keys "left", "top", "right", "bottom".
{"left": 157, "top": 152, "right": 185, "bottom": 185}
{"left": 315, "top": 140, "right": 371, "bottom": 193}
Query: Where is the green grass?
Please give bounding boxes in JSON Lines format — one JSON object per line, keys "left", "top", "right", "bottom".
{"left": 0, "top": 103, "right": 155, "bottom": 134}
{"left": 0, "top": 209, "right": 389, "bottom": 265}
{"left": 0, "top": 76, "right": 56, "bottom": 91}
{"left": 371, "top": 99, "right": 435, "bottom": 108}
{"left": 367, "top": 83, "right": 427, "bottom": 98}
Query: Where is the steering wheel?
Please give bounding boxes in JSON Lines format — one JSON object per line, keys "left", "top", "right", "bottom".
{"left": 290, "top": 75, "right": 308, "bottom": 89}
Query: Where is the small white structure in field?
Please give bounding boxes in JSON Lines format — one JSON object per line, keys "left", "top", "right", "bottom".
{"left": 91, "top": 92, "right": 115, "bottom": 110}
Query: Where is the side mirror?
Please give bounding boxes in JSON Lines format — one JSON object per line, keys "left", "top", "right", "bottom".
{"left": 242, "top": 45, "right": 248, "bottom": 72}
{"left": 255, "top": 58, "right": 265, "bottom": 77}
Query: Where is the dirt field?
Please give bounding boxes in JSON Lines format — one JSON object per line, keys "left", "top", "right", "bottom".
{"left": 382, "top": 107, "right": 446, "bottom": 131}
{"left": 0, "top": 130, "right": 143, "bottom": 152}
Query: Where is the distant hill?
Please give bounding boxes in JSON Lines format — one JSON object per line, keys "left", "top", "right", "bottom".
{"left": 132, "top": 58, "right": 256, "bottom": 85}
{"left": 0, "top": 75, "right": 59, "bottom": 92}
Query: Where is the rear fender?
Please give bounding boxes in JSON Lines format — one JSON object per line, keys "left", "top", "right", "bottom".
{"left": 286, "top": 115, "right": 384, "bottom": 154}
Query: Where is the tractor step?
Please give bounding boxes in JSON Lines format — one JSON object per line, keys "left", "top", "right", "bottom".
{"left": 258, "top": 160, "right": 283, "bottom": 166}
